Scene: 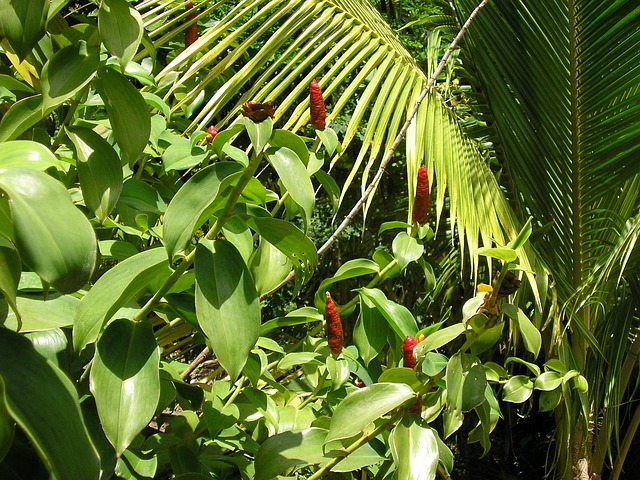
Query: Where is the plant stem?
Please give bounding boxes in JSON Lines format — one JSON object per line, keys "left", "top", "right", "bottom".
{"left": 610, "top": 399, "right": 640, "bottom": 480}
{"left": 298, "top": 370, "right": 328, "bottom": 408}
{"left": 306, "top": 409, "right": 406, "bottom": 480}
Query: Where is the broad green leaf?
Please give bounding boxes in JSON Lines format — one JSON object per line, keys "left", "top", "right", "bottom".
{"left": 3, "top": 293, "right": 78, "bottom": 332}
{"left": 245, "top": 215, "right": 318, "bottom": 286}
{"left": 0, "top": 140, "right": 63, "bottom": 170}
{"left": 535, "top": 371, "right": 563, "bottom": 392}
{"left": 470, "top": 321, "right": 504, "bottom": 356}
{"left": 414, "top": 324, "right": 466, "bottom": 355}
{"left": 25, "top": 328, "right": 69, "bottom": 370}
{"left": 502, "top": 375, "right": 534, "bottom": 403}
{"left": 0, "top": 95, "right": 44, "bottom": 142}
{"left": 260, "top": 307, "right": 323, "bottom": 336}
{"left": 93, "top": 66, "right": 150, "bottom": 164}
{"left": 326, "top": 439, "right": 385, "bottom": 472}
{"left": 474, "top": 246, "right": 517, "bottom": 262}
{"left": 269, "top": 129, "right": 309, "bottom": 166}
{"left": 357, "top": 288, "right": 418, "bottom": 340}
{"left": 379, "top": 221, "right": 412, "bottom": 235}
{"left": 255, "top": 428, "right": 327, "bottom": 480}
{"left": 0, "top": 240, "right": 20, "bottom": 322}
{"left": 444, "top": 352, "right": 487, "bottom": 438}
{"left": 0, "top": 0, "right": 48, "bottom": 60}
{"left": 41, "top": 41, "right": 99, "bottom": 113}
{"left": 378, "top": 368, "right": 421, "bottom": 389}
{"left": 163, "top": 162, "right": 242, "bottom": 260}
{"left": 195, "top": 239, "right": 260, "bottom": 380}
{"left": 389, "top": 418, "right": 438, "bottom": 480}
{"left": 266, "top": 146, "right": 315, "bottom": 231}
{"left": 353, "top": 293, "right": 389, "bottom": 366}
{"left": 503, "top": 303, "right": 541, "bottom": 359}
{"left": 67, "top": 125, "right": 123, "bottom": 222}
{"left": 73, "top": 248, "right": 168, "bottom": 352}
{"left": 249, "top": 238, "right": 292, "bottom": 296}
{"left": 420, "top": 352, "right": 449, "bottom": 377}
{"left": 0, "top": 376, "right": 14, "bottom": 462}
{"left": 316, "top": 259, "right": 380, "bottom": 310}
{"left": 314, "top": 169, "right": 340, "bottom": 213}
{"left": 326, "top": 356, "right": 350, "bottom": 390}
{"left": 222, "top": 215, "right": 254, "bottom": 263}
{"left": 98, "top": 0, "right": 143, "bottom": 71}
{"left": 277, "top": 352, "right": 324, "bottom": 370}
{"left": 118, "top": 178, "right": 165, "bottom": 213}
{"left": 392, "top": 232, "right": 424, "bottom": 270}
{"left": 0, "top": 167, "right": 96, "bottom": 293}
{"left": 539, "top": 388, "right": 562, "bottom": 412}
{"left": 316, "top": 127, "right": 339, "bottom": 157}
{"left": 325, "top": 383, "right": 415, "bottom": 443}
{"left": 90, "top": 318, "right": 160, "bottom": 455}
{"left": 0, "top": 328, "right": 100, "bottom": 478}
{"left": 241, "top": 116, "right": 273, "bottom": 153}
{"left": 161, "top": 138, "right": 207, "bottom": 172}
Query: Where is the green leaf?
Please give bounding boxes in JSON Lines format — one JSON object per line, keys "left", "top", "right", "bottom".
{"left": 325, "top": 383, "right": 415, "bottom": 443}
{"left": 326, "top": 356, "right": 350, "bottom": 391}
{"left": 0, "top": 328, "right": 100, "bottom": 478}
{"left": 474, "top": 246, "right": 518, "bottom": 262}
{"left": 41, "top": 41, "right": 99, "bottom": 114}
{"left": 67, "top": 125, "right": 123, "bottom": 222}
{"left": 241, "top": 116, "right": 273, "bottom": 153}
{"left": 314, "top": 169, "right": 340, "bottom": 213}
{"left": 353, "top": 293, "right": 389, "bottom": 366}
{"left": 535, "top": 371, "right": 563, "bottom": 392}
{"left": 195, "top": 239, "right": 260, "bottom": 380}
{"left": 444, "top": 352, "right": 487, "bottom": 438}
{"left": 249, "top": 238, "right": 292, "bottom": 296}
{"left": 0, "top": 376, "right": 15, "bottom": 462}
{"left": 503, "top": 303, "right": 541, "bottom": 359}
{"left": 90, "top": 318, "right": 160, "bottom": 455}
{"left": 266, "top": 146, "right": 315, "bottom": 231}
{"left": 73, "top": 248, "right": 168, "bottom": 352}
{"left": 277, "top": 352, "right": 324, "bottom": 370}
{"left": 392, "top": 232, "right": 424, "bottom": 270}
{"left": 0, "top": 240, "right": 20, "bottom": 322}
{"left": 316, "top": 127, "right": 339, "bottom": 157}
{"left": 506, "top": 217, "right": 532, "bottom": 250}
{"left": 98, "top": 0, "right": 143, "bottom": 71}
{"left": 0, "top": 0, "right": 48, "bottom": 60}
{"left": 93, "top": 66, "right": 150, "bottom": 164}
{"left": 269, "top": 129, "right": 309, "bottom": 166}
{"left": 0, "top": 95, "right": 44, "bottom": 142}
{"left": 378, "top": 368, "right": 420, "bottom": 389}
{"left": 3, "top": 293, "right": 78, "bottom": 332}
{"left": 0, "top": 140, "right": 63, "bottom": 170}
{"left": 255, "top": 428, "right": 327, "bottom": 480}
{"left": 414, "top": 324, "right": 466, "bottom": 356}
{"left": 316, "top": 259, "right": 379, "bottom": 310}
{"left": 163, "top": 162, "right": 243, "bottom": 260}
{"left": 161, "top": 138, "right": 207, "bottom": 172}
{"left": 502, "top": 375, "right": 534, "bottom": 403}
{"left": 356, "top": 288, "right": 418, "bottom": 340}
{"left": 245, "top": 215, "right": 318, "bottom": 286}
{"left": 389, "top": 417, "right": 438, "bottom": 480}
{"left": 539, "top": 388, "right": 562, "bottom": 412}
{"left": 0, "top": 167, "right": 97, "bottom": 293}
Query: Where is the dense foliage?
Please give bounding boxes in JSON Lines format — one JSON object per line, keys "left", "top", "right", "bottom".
{"left": 0, "top": 1, "right": 639, "bottom": 480}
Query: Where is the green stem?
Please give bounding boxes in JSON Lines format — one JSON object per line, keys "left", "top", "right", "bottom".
{"left": 298, "top": 370, "right": 328, "bottom": 408}
{"left": 306, "top": 409, "right": 406, "bottom": 480}
{"left": 132, "top": 152, "right": 263, "bottom": 322}
{"left": 223, "top": 376, "right": 246, "bottom": 410}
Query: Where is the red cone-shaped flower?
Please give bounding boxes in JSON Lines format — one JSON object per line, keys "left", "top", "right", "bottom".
{"left": 412, "top": 165, "right": 430, "bottom": 224}
{"left": 309, "top": 79, "right": 326, "bottom": 129}
{"left": 325, "top": 292, "right": 343, "bottom": 355}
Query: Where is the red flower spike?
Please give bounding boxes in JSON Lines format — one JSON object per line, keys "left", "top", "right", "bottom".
{"left": 309, "top": 79, "right": 326, "bottom": 130}
{"left": 184, "top": 2, "right": 198, "bottom": 48}
{"left": 325, "top": 292, "right": 343, "bottom": 355}
{"left": 403, "top": 335, "right": 417, "bottom": 369}
{"left": 206, "top": 125, "right": 218, "bottom": 143}
{"left": 412, "top": 165, "right": 430, "bottom": 225}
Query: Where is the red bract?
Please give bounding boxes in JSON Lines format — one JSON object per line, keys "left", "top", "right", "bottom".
{"left": 184, "top": 2, "right": 198, "bottom": 48}
{"left": 309, "top": 79, "right": 326, "bottom": 129}
{"left": 325, "top": 292, "right": 343, "bottom": 355}
{"left": 206, "top": 125, "right": 218, "bottom": 143}
{"left": 412, "top": 165, "right": 430, "bottom": 224}
{"left": 403, "top": 335, "right": 417, "bottom": 368}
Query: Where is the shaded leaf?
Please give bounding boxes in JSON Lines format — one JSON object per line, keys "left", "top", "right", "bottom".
{"left": 389, "top": 417, "right": 438, "bottom": 480}
{"left": 98, "top": 0, "right": 143, "bottom": 71}
{"left": 0, "top": 328, "right": 100, "bottom": 478}
{"left": 90, "top": 318, "right": 160, "bottom": 455}
{"left": 357, "top": 287, "right": 418, "bottom": 340}
{"left": 195, "top": 239, "right": 260, "bottom": 380}
{"left": 0, "top": 167, "right": 96, "bottom": 293}
{"left": 0, "top": 0, "right": 48, "bottom": 60}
